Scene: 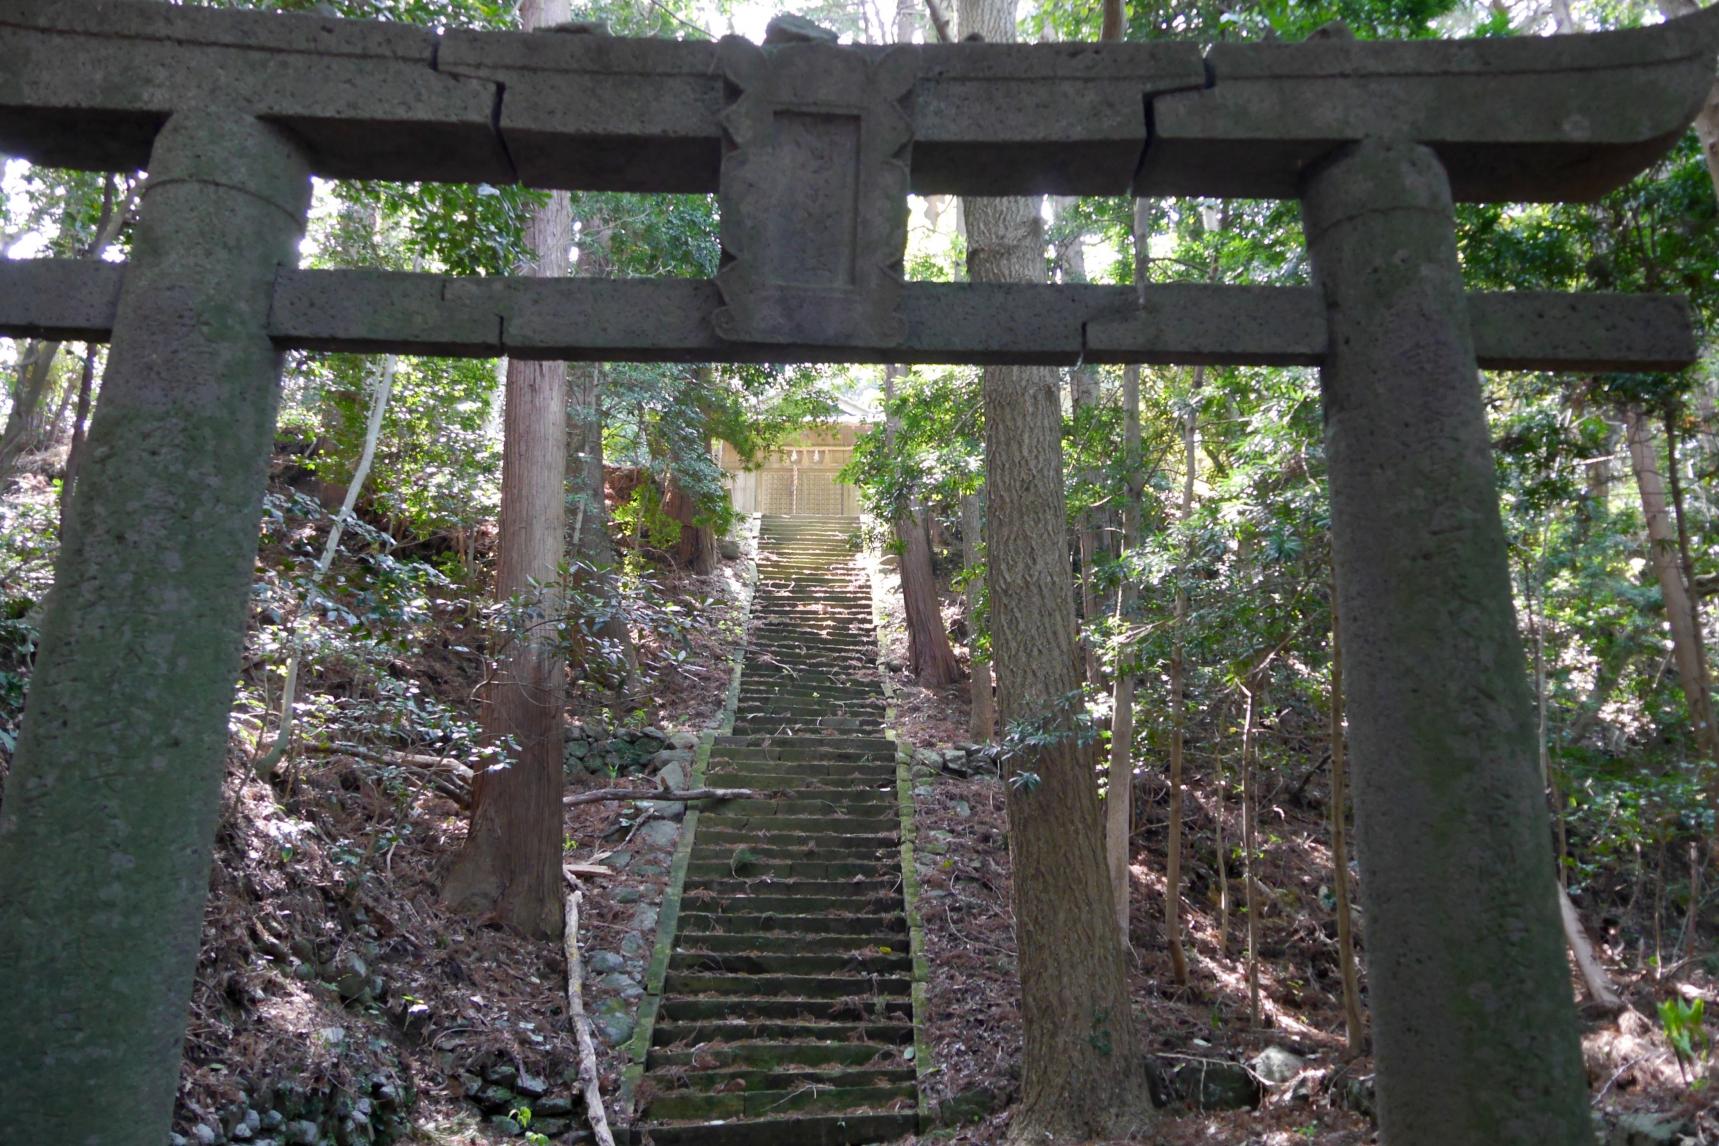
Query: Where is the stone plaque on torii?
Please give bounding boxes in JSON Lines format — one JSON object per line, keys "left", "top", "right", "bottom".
{"left": 1, "top": 2, "right": 1718, "bottom": 1143}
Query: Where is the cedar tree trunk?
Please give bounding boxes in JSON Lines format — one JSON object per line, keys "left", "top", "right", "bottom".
{"left": 443, "top": 0, "right": 573, "bottom": 939}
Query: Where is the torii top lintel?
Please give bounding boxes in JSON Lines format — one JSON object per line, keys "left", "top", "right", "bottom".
{"left": 1, "top": 0, "right": 1716, "bottom": 204}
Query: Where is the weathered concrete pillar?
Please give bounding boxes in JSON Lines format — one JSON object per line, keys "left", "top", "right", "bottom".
{"left": 0, "top": 110, "right": 310, "bottom": 1142}
{"left": 1301, "top": 139, "right": 1589, "bottom": 1144}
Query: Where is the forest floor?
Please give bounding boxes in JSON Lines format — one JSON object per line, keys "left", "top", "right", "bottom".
{"left": 868, "top": 553, "right": 1719, "bottom": 1145}
{"left": 161, "top": 481, "right": 758, "bottom": 1144}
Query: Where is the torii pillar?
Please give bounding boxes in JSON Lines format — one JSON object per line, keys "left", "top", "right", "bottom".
{"left": 0, "top": 109, "right": 312, "bottom": 1136}
{"left": 1302, "top": 138, "right": 1589, "bottom": 1144}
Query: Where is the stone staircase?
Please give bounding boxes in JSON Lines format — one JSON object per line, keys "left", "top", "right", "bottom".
{"left": 632, "top": 515, "right": 917, "bottom": 1146}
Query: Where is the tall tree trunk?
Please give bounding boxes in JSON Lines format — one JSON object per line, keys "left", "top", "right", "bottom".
{"left": 0, "top": 174, "right": 136, "bottom": 485}
{"left": 963, "top": 489, "right": 996, "bottom": 740}
{"left": 886, "top": 362, "right": 963, "bottom": 687}
{"left": 1165, "top": 362, "right": 1204, "bottom": 982}
{"left": 564, "top": 210, "right": 637, "bottom": 696}
{"left": 1106, "top": 363, "right": 1141, "bottom": 944}
{"left": 0, "top": 339, "right": 64, "bottom": 479}
{"left": 443, "top": 0, "right": 572, "bottom": 940}
{"left": 1624, "top": 405, "right": 1719, "bottom": 761}
{"left": 567, "top": 359, "right": 639, "bottom": 694}
{"left": 961, "top": 0, "right": 1152, "bottom": 1137}
{"left": 1241, "top": 681, "right": 1261, "bottom": 1027}
{"left": 897, "top": 507, "right": 962, "bottom": 686}
{"left": 1328, "top": 580, "right": 1366, "bottom": 1053}
{"left": 58, "top": 342, "right": 99, "bottom": 532}
{"left": 1053, "top": 196, "right": 1106, "bottom": 690}
{"left": 1657, "top": 0, "right": 1719, "bottom": 203}
{"left": 682, "top": 368, "right": 721, "bottom": 576}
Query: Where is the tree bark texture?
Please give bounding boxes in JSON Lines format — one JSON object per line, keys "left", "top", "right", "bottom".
{"left": 566, "top": 219, "right": 639, "bottom": 694}
{"left": 1053, "top": 196, "right": 1106, "bottom": 690}
{"left": 1, "top": 175, "right": 135, "bottom": 485}
{"left": 1624, "top": 405, "right": 1719, "bottom": 761}
{"left": 0, "top": 339, "right": 64, "bottom": 478}
{"left": 0, "top": 108, "right": 310, "bottom": 1143}
{"left": 1303, "top": 139, "right": 1588, "bottom": 1145}
{"left": 1327, "top": 582, "right": 1367, "bottom": 1054}
{"left": 58, "top": 342, "right": 99, "bottom": 532}
{"left": 883, "top": 363, "right": 962, "bottom": 688}
{"left": 1241, "top": 682, "right": 1261, "bottom": 1027}
{"left": 1106, "top": 363, "right": 1142, "bottom": 943}
{"left": 962, "top": 489, "right": 996, "bottom": 739}
{"left": 897, "top": 507, "right": 962, "bottom": 686}
{"left": 443, "top": 0, "right": 573, "bottom": 940}
{"left": 960, "top": 0, "right": 1151, "bottom": 1137}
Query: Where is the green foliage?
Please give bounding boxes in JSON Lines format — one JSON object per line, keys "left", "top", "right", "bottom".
{"left": 1658, "top": 995, "right": 1710, "bottom": 1082}
{"left": 613, "top": 480, "right": 683, "bottom": 555}
{"left": 842, "top": 365, "right": 982, "bottom": 522}
{"left": 342, "top": 181, "right": 550, "bottom": 277}
{"left": 0, "top": 488, "right": 57, "bottom": 758}
{"left": 1001, "top": 690, "right": 1100, "bottom": 781}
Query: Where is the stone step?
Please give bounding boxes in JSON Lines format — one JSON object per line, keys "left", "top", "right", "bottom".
{"left": 667, "top": 950, "right": 911, "bottom": 977}
{"left": 687, "top": 852, "right": 900, "bottom": 879}
{"left": 750, "top": 624, "right": 874, "bottom": 640}
{"left": 647, "top": 1042, "right": 904, "bottom": 1072}
{"left": 731, "top": 698, "right": 886, "bottom": 717}
{"left": 723, "top": 724, "right": 888, "bottom": 742}
{"left": 634, "top": 1111, "right": 918, "bottom": 1146}
{"left": 689, "top": 798, "right": 894, "bottom": 819}
{"left": 696, "top": 814, "right": 898, "bottom": 836}
{"left": 742, "top": 659, "right": 880, "bottom": 676}
{"left": 664, "top": 971, "right": 910, "bottom": 998}
{"left": 753, "top": 579, "right": 865, "bottom": 586}
{"left": 749, "top": 602, "right": 873, "bottom": 614}
{"left": 695, "top": 776, "right": 897, "bottom": 796}
{"left": 680, "top": 877, "right": 901, "bottom": 901}
{"left": 753, "top": 578, "right": 864, "bottom": 586}
{"left": 708, "top": 748, "right": 893, "bottom": 768}
{"left": 709, "top": 767, "right": 893, "bottom": 782}
{"left": 707, "top": 765, "right": 893, "bottom": 786}
{"left": 735, "top": 684, "right": 883, "bottom": 702}
{"left": 725, "top": 725, "right": 887, "bottom": 745}
{"left": 728, "top": 723, "right": 887, "bottom": 738}
{"left": 744, "top": 660, "right": 878, "bottom": 677}
{"left": 643, "top": 1065, "right": 916, "bottom": 1094}
{"left": 745, "top": 644, "right": 876, "bottom": 660}
{"left": 652, "top": 1018, "right": 913, "bottom": 1049}
{"left": 675, "top": 910, "right": 905, "bottom": 937}
{"left": 755, "top": 551, "right": 858, "bottom": 558}
{"left": 746, "top": 644, "right": 876, "bottom": 660}
{"left": 685, "top": 859, "right": 897, "bottom": 882}
{"left": 726, "top": 712, "right": 887, "bottom": 731}
{"left": 673, "top": 931, "right": 905, "bottom": 957}
{"left": 675, "top": 892, "right": 904, "bottom": 917}
{"left": 641, "top": 1081, "right": 916, "bottom": 1125}
{"left": 658, "top": 996, "right": 913, "bottom": 1023}
{"left": 692, "top": 830, "right": 899, "bottom": 856}
{"left": 715, "top": 735, "right": 898, "bottom": 754}
{"left": 699, "top": 787, "right": 898, "bottom": 811}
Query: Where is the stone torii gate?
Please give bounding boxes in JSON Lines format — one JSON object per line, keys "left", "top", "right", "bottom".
{"left": 0, "top": 2, "right": 1716, "bottom": 1142}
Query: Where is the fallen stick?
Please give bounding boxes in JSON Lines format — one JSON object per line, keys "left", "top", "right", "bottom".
{"left": 562, "top": 786, "right": 766, "bottom": 806}
{"left": 562, "top": 863, "right": 615, "bottom": 878}
{"left": 1559, "top": 882, "right": 1624, "bottom": 1013}
{"left": 563, "top": 880, "right": 618, "bottom": 1146}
